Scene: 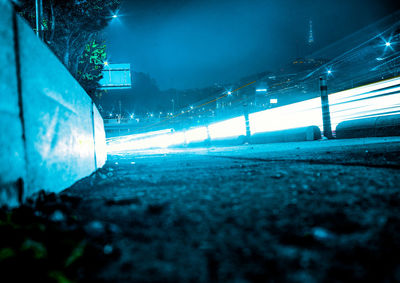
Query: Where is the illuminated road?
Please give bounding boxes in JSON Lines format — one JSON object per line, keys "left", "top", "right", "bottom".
{"left": 68, "top": 136, "right": 400, "bottom": 201}
{"left": 62, "top": 137, "right": 400, "bottom": 281}
{"left": 106, "top": 76, "right": 400, "bottom": 152}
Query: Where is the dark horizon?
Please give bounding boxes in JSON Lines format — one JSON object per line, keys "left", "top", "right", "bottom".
{"left": 104, "top": 0, "right": 400, "bottom": 91}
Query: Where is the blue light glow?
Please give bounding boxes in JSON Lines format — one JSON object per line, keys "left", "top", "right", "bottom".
{"left": 382, "top": 37, "right": 394, "bottom": 51}
{"left": 107, "top": 77, "right": 400, "bottom": 152}
{"left": 208, "top": 116, "right": 246, "bottom": 140}
{"left": 184, "top": 127, "right": 209, "bottom": 144}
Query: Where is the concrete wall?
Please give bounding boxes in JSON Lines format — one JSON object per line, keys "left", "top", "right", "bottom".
{"left": 336, "top": 114, "right": 400, "bottom": 139}
{"left": 250, "top": 126, "right": 322, "bottom": 145}
{"left": 0, "top": 0, "right": 106, "bottom": 206}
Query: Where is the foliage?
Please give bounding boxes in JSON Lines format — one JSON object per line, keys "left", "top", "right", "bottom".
{"left": 77, "top": 39, "right": 107, "bottom": 99}
{"left": 15, "top": 0, "right": 121, "bottom": 100}
{"left": 0, "top": 192, "right": 114, "bottom": 282}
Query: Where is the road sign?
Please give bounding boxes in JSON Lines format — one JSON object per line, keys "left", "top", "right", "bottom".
{"left": 99, "top": 63, "right": 132, "bottom": 90}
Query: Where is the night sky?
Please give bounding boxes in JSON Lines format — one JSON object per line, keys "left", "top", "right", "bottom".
{"left": 104, "top": 0, "right": 400, "bottom": 90}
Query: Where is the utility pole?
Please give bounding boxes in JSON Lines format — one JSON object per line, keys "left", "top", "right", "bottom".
{"left": 243, "top": 93, "right": 251, "bottom": 143}
{"left": 319, "top": 77, "right": 333, "bottom": 139}
{"left": 35, "top": 0, "right": 43, "bottom": 40}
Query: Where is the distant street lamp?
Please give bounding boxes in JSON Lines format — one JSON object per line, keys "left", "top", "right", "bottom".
{"left": 382, "top": 37, "right": 394, "bottom": 51}
{"left": 112, "top": 14, "right": 118, "bottom": 19}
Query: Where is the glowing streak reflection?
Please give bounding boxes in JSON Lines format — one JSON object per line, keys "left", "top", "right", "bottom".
{"left": 107, "top": 77, "right": 400, "bottom": 152}
{"left": 184, "top": 127, "right": 209, "bottom": 144}
{"left": 208, "top": 116, "right": 246, "bottom": 140}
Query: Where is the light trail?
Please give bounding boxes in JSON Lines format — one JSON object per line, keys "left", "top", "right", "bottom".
{"left": 107, "top": 76, "right": 400, "bottom": 152}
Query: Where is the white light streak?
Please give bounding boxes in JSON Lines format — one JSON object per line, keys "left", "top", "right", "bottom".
{"left": 208, "top": 116, "right": 246, "bottom": 140}
{"left": 107, "top": 77, "right": 400, "bottom": 151}
{"left": 184, "top": 127, "right": 209, "bottom": 144}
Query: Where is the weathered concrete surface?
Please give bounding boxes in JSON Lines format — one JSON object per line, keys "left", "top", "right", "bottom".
{"left": 336, "top": 114, "right": 400, "bottom": 139}
{"left": 0, "top": 0, "right": 25, "bottom": 206}
{"left": 250, "top": 126, "right": 321, "bottom": 144}
{"left": 18, "top": 16, "right": 97, "bottom": 195}
{"left": 63, "top": 138, "right": 400, "bottom": 282}
{"left": 0, "top": 3, "right": 106, "bottom": 205}
{"left": 93, "top": 104, "right": 107, "bottom": 169}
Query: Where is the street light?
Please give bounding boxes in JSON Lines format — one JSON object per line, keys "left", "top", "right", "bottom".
{"left": 382, "top": 37, "right": 394, "bottom": 51}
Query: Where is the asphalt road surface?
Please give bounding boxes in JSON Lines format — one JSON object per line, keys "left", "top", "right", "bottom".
{"left": 63, "top": 137, "right": 400, "bottom": 282}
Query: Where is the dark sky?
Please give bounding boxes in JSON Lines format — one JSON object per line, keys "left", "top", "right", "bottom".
{"left": 104, "top": 0, "right": 400, "bottom": 90}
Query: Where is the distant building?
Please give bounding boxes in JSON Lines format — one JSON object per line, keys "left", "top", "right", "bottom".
{"left": 308, "top": 20, "right": 314, "bottom": 45}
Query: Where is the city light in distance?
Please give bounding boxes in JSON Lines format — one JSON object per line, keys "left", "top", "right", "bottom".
{"left": 382, "top": 37, "right": 394, "bottom": 50}
{"left": 107, "top": 77, "right": 400, "bottom": 152}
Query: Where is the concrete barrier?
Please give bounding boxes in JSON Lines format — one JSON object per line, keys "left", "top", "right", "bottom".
{"left": 0, "top": 1, "right": 106, "bottom": 206}
{"left": 336, "top": 114, "right": 400, "bottom": 139}
{"left": 210, "top": 136, "right": 247, "bottom": 147}
{"left": 181, "top": 126, "right": 321, "bottom": 148}
{"left": 0, "top": 1, "right": 26, "bottom": 206}
{"left": 250, "top": 126, "right": 322, "bottom": 144}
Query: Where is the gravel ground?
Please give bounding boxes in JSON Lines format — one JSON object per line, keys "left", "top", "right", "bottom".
{"left": 62, "top": 139, "right": 400, "bottom": 282}
{"left": 2, "top": 138, "right": 400, "bottom": 282}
